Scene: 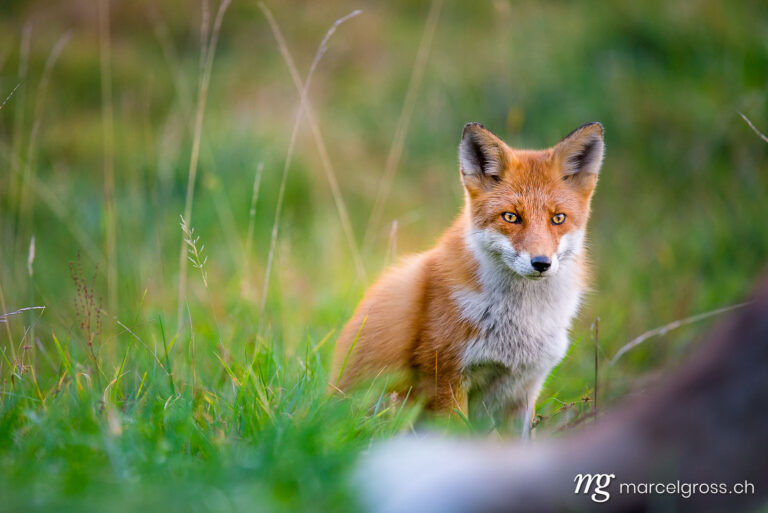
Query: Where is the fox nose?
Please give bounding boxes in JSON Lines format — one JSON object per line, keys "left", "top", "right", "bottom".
{"left": 531, "top": 255, "right": 551, "bottom": 273}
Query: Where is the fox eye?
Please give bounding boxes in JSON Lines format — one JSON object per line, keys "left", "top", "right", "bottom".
{"left": 552, "top": 213, "right": 566, "bottom": 225}
{"left": 501, "top": 212, "right": 521, "bottom": 224}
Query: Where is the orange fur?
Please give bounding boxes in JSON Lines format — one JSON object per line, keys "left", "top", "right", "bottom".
{"left": 331, "top": 122, "right": 603, "bottom": 418}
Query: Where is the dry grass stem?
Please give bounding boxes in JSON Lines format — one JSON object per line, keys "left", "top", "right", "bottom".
{"left": 385, "top": 220, "right": 398, "bottom": 267}
{"left": 16, "top": 32, "right": 71, "bottom": 251}
{"left": 0, "top": 282, "right": 15, "bottom": 357}
{"left": 180, "top": 216, "right": 209, "bottom": 289}
{"left": 0, "top": 139, "right": 103, "bottom": 264}
{"left": 362, "top": 0, "right": 443, "bottom": 251}
{"left": 8, "top": 23, "right": 31, "bottom": 222}
{"left": 176, "top": 0, "right": 232, "bottom": 332}
{"left": 609, "top": 301, "right": 750, "bottom": 366}
{"left": 241, "top": 162, "right": 264, "bottom": 299}
{"left": 148, "top": 3, "right": 242, "bottom": 264}
{"left": 739, "top": 112, "right": 768, "bottom": 144}
{"left": 99, "top": 0, "right": 117, "bottom": 317}
{"left": 0, "top": 82, "right": 21, "bottom": 112}
{"left": 259, "top": 4, "right": 366, "bottom": 284}
{"left": 257, "top": 5, "right": 363, "bottom": 322}
{"left": 0, "top": 306, "right": 46, "bottom": 323}
{"left": 26, "top": 235, "right": 35, "bottom": 277}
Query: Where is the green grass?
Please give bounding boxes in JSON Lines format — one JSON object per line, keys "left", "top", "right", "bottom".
{"left": 1, "top": 0, "right": 767, "bottom": 510}
{"left": 0, "top": 323, "right": 418, "bottom": 512}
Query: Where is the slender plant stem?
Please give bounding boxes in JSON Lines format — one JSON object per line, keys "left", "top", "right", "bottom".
{"left": 362, "top": 0, "right": 443, "bottom": 252}
{"left": 0, "top": 82, "right": 21, "bottom": 112}
{"left": 0, "top": 141, "right": 103, "bottom": 264}
{"left": 0, "top": 281, "right": 17, "bottom": 362}
{"left": 257, "top": 5, "right": 363, "bottom": 324}
{"left": 241, "top": 162, "right": 264, "bottom": 299}
{"left": 149, "top": 3, "right": 242, "bottom": 267}
{"left": 592, "top": 317, "right": 599, "bottom": 421}
{"left": 176, "top": 0, "right": 232, "bottom": 333}
{"left": 99, "top": 0, "right": 118, "bottom": 318}
{"left": 14, "top": 32, "right": 70, "bottom": 354}
{"left": 385, "top": 220, "right": 398, "bottom": 267}
{"left": 260, "top": 5, "right": 367, "bottom": 284}
{"left": 739, "top": 112, "right": 768, "bottom": 144}
{"left": 8, "top": 23, "right": 31, "bottom": 236}
{"left": 16, "top": 32, "right": 71, "bottom": 253}
{"left": 609, "top": 302, "right": 749, "bottom": 366}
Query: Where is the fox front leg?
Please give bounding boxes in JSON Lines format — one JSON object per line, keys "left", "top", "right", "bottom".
{"left": 521, "top": 396, "right": 535, "bottom": 440}
{"left": 521, "top": 377, "right": 546, "bottom": 440}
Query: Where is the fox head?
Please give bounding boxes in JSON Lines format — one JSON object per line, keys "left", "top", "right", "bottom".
{"left": 458, "top": 122, "right": 604, "bottom": 279}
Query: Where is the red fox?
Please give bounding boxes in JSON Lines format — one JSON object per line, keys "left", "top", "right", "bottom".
{"left": 332, "top": 122, "right": 604, "bottom": 434}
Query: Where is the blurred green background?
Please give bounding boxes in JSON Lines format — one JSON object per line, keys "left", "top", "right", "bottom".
{"left": 0, "top": 0, "right": 767, "bottom": 511}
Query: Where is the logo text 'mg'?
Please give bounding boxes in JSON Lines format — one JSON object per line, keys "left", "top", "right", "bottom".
{"left": 574, "top": 473, "right": 616, "bottom": 503}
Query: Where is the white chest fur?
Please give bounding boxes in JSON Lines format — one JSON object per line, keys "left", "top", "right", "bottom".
{"left": 454, "top": 230, "right": 584, "bottom": 395}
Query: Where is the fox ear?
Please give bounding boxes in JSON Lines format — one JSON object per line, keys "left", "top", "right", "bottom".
{"left": 554, "top": 122, "right": 604, "bottom": 188}
{"left": 459, "top": 123, "right": 508, "bottom": 189}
